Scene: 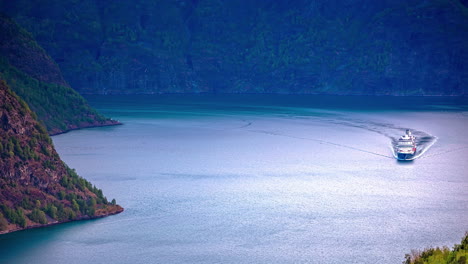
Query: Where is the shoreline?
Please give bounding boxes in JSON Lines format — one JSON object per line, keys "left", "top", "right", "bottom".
{"left": 82, "top": 92, "right": 468, "bottom": 97}
{"left": 49, "top": 120, "right": 122, "bottom": 136}
{"left": 0, "top": 205, "right": 124, "bottom": 235}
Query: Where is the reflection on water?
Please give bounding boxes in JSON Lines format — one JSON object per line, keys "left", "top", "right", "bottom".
{"left": 1, "top": 95, "right": 467, "bottom": 264}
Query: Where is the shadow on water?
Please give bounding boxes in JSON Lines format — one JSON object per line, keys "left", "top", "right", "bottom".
{"left": 0, "top": 218, "right": 105, "bottom": 260}
{"left": 396, "top": 159, "right": 414, "bottom": 165}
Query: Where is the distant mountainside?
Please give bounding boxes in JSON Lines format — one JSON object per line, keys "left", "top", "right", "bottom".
{"left": 0, "top": 0, "right": 467, "bottom": 95}
{"left": 0, "top": 14, "right": 68, "bottom": 87}
{"left": 0, "top": 80, "right": 122, "bottom": 234}
{"left": 0, "top": 14, "right": 119, "bottom": 135}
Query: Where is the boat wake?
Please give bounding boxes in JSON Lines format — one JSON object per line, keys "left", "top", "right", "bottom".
{"left": 247, "top": 128, "right": 394, "bottom": 159}
{"left": 236, "top": 111, "right": 437, "bottom": 161}
{"left": 313, "top": 115, "right": 438, "bottom": 161}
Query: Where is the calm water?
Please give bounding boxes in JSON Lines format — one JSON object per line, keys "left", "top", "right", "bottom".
{"left": 1, "top": 95, "right": 468, "bottom": 264}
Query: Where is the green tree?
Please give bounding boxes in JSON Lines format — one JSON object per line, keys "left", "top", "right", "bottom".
{"left": 58, "top": 190, "right": 66, "bottom": 200}
{"left": 56, "top": 204, "right": 67, "bottom": 221}
{"left": 0, "top": 212, "right": 8, "bottom": 231}
{"left": 29, "top": 208, "right": 47, "bottom": 224}
{"left": 46, "top": 204, "right": 58, "bottom": 219}
{"left": 20, "top": 197, "right": 33, "bottom": 209}
{"left": 16, "top": 209, "right": 26, "bottom": 228}
{"left": 89, "top": 197, "right": 97, "bottom": 208}
{"left": 60, "top": 175, "right": 69, "bottom": 188}
{"left": 64, "top": 207, "right": 76, "bottom": 220}
{"left": 71, "top": 199, "right": 80, "bottom": 212}
{"left": 404, "top": 232, "right": 468, "bottom": 264}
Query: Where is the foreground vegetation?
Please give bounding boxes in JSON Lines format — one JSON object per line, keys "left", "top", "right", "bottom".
{"left": 0, "top": 81, "right": 122, "bottom": 233}
{"left": 0, "top": 164, "right": 116, "bottom": 231}
{"left": 404, "top": 233, "right": 468, "bottom": 264}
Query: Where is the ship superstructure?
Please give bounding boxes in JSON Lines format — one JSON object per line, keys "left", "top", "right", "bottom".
{"left": 396, "top": 130, "right": 416, "bottom": 160}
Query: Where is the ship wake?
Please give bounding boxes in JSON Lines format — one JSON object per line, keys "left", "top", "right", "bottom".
{"left": 247, "top": 111, "right": 438, "bottom": 160}
{"left": 332, "top": 118, "right": 437, "bottom": 161}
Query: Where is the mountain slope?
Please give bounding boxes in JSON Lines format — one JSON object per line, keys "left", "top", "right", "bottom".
{"left": 0, "top": 0, "right": 467, "bottom": 95}
{"left": 0, "top": 80, "right": 122, "bottom": 234}
{"left": 0, "top": 13, "right": 68, "bottom": 87}
{"left": 0, "top": 13, "right": 119, "bottom": 134}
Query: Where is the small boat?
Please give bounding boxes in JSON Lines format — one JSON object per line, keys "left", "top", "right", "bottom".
{"left": 396, "top": 130, "right": 416, "bottom": 160}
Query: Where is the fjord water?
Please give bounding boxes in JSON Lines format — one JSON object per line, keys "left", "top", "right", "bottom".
{"left": 2, "top": 95, "right": 468, "bottom": 264}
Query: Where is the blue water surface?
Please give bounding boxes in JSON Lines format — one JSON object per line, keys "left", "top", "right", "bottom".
{"left": 1, "top": 95, "right": 467, "bottom": 264}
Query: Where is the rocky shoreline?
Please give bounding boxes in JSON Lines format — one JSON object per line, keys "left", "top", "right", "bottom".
{"left": 0, "top": 205, "right": 124, "bottom": 235}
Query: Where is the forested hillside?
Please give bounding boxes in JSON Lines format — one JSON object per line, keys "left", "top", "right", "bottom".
{"left": 0, "top": 80, "right": 122, "bottom": 234}
{"left": 0, "top": 0, "right": 467, "bottom": 95}
{"left": 0, "top": 14, "right": 119, "bottom": 134}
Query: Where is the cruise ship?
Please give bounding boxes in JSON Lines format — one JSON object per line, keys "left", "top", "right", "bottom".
{"left": 396, "top": 130, "right": 416, "bottom": 160}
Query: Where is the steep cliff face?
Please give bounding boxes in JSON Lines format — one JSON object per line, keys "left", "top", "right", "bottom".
{"left": 0, "top": 14, "right": 119, "bottom": 134}
{"left": 1, "top": 0, "right": 467, "bottom": 95}
{"left": 0, "top": 80, "right": 122, "bottom": 234}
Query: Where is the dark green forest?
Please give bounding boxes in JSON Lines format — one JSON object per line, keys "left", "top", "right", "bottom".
{"left": 1, "top": 0, "right": 467, "bottom": 95}
{"left": 0, "top": 14, "right": 118, "bottom": 134}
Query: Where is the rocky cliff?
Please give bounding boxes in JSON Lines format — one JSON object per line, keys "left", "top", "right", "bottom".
{"left": 0, "top": 80, "right": 122, "bottom": 234}
{"left": 1, "top": 0, "right": 467, "bottom": 95}
{"left": 0, "top": 13, "right": 119, "bottom": 134}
